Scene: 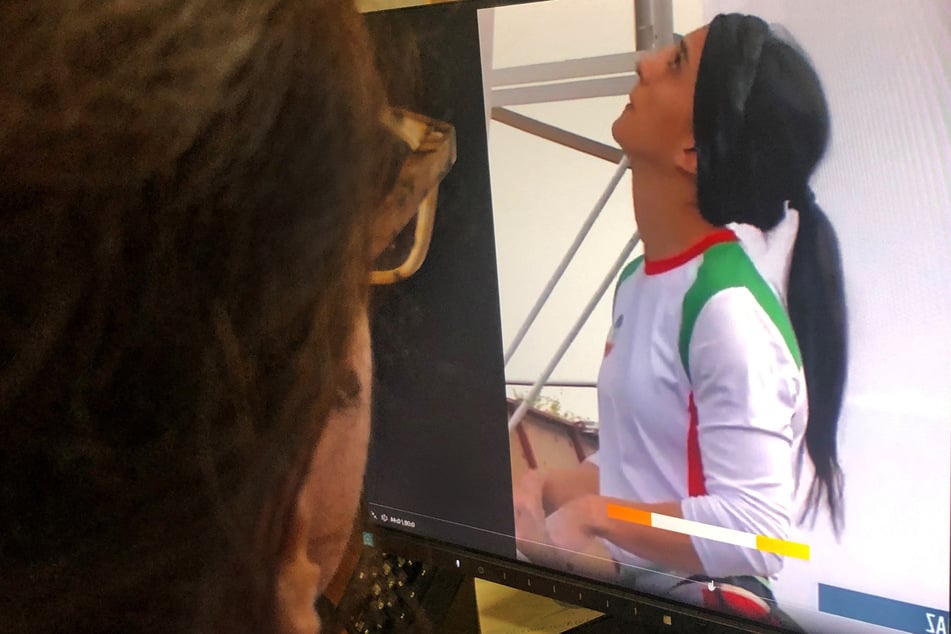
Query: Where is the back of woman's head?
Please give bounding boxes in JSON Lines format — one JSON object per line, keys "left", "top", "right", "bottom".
{"left": 0, "top": 0, "right": 394, "bottom": 630}
{"left": 694, "top": 14, "right": 848, "bottom": 533}
{"left": 694, "top": 14, "right": 830, "bottom": 230}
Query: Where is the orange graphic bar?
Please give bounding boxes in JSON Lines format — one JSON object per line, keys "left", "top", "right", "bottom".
{"left": 606, "top": 503, "right": 652, "bottom": 527}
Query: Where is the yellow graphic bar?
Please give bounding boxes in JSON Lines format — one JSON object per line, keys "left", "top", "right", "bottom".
{"left": 756, "top": 535, "right": 810, "bottom": 560}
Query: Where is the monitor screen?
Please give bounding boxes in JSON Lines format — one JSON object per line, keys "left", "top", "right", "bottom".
{"left": 363, "top": 1, "right": 951, "bottom": 632}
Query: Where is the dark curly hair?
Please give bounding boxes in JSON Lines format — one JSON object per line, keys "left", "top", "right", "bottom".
{"left": 0, "top": 0, "right": 394, "bottom": 631}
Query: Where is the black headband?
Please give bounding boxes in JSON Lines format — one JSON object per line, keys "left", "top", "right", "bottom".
{"left": 693, "top": 13, "right": 770, "bottom": 226}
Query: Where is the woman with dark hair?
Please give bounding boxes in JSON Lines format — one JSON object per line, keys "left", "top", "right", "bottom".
{"left": 0, "top": 1, "right": 405, "bottom": 632}
{"left": 514, "top": 13, "right": 847, "bottom": 623}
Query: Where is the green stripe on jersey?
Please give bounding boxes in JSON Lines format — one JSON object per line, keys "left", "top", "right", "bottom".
{"left": 613, "top": 256, "right": 644, "bottom": 312}
{"left": 619, "top": 255, "right": 644, "bottom": 287}
{"left": 679, "top": 242, "right": 802, "bottom": 380}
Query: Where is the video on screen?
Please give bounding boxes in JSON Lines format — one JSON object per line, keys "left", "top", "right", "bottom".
{"left": 480, "top": 1, "right": 951, "bottom": 632}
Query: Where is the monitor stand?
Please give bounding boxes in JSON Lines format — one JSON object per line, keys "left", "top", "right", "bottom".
{"left": 446, "top": 575, "right": 636, "bottom": 634}
{"left": 439, "top": 574, "right": 481, "bottom": 633}
{"left": 562, "top": 614, "right": 636, "bottom": 633}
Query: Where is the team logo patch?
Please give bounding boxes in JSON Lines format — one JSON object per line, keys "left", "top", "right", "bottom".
{"left": 603, "top": 314, "right": 624, "bottom": 357}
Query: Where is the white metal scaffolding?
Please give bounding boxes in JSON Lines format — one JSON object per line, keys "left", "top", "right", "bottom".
{"left": 480, "top": 1, "right": 676, "bottom": 431}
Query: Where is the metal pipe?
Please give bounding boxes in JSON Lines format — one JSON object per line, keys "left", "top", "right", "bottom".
{"left": 491, "top": 74, "right": 639, "bottom": 106}
{"left": 492, "top": 107, "right": 624, "bottom": 164}
{"left": 506, "top": 380, "right": 597, "bottom": 389}
{"left": 652, "top": 0, "right": 675, "bottom": 48}
{"left": 635, "top": 0, "right": 674, "bottom": 51}
{"left": 491, "top": 52, "right": 639, "bottom": 87}
{"left": 503, "top": 155, "right": 630, "bottom": 366}
{"left": 634, "top": 0, "right": 655, "bottom": 51}
{"left": 507, "top": 232, "right": 641, "bottom": 432}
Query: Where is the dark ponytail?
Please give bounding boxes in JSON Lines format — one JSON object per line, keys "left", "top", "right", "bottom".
{"left": 695, "top": 14, "right": 848, "bottom": 532}
{"left": 787, "top": 190, "right": 847, "bottom": 533}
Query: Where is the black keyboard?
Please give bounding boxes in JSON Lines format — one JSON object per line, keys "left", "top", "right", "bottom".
{"left": 321, "top": 546, "right": 447, "bottom": 633}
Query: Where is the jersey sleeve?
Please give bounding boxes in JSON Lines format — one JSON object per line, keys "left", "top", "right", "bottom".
{"left": 679, "top": 287, "right": 804, "bottom": 578}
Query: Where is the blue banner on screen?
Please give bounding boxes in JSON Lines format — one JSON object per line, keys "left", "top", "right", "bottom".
{"left": 818, "top": 584, "right": 949, "bottom": 633}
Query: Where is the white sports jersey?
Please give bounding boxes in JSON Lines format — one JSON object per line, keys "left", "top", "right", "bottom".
{"left": 594, "top": 227, "right": 807, "bottom": 579}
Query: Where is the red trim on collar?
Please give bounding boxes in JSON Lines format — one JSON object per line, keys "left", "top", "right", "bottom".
{"left": 644, "top": 229, "right": 737, "bottom": 275}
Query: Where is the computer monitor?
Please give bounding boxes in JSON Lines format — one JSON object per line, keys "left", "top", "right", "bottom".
{"left": 362, "top": 1, "right": 951, "bottom": 632}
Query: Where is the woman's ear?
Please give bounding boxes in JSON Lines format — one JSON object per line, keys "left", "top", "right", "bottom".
{"left": 674, "top": 142, "right": 698, "bottom": 176}
{"left": 276, "top": 490, "right": 322, "bottom": 634}
{"left": 276, "top": 313, "right": 372, "bottom": 632}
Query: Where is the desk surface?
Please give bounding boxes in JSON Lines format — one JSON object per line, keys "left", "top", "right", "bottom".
{"left": 475, "top": 579, "right": 603, "bottom": 634}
